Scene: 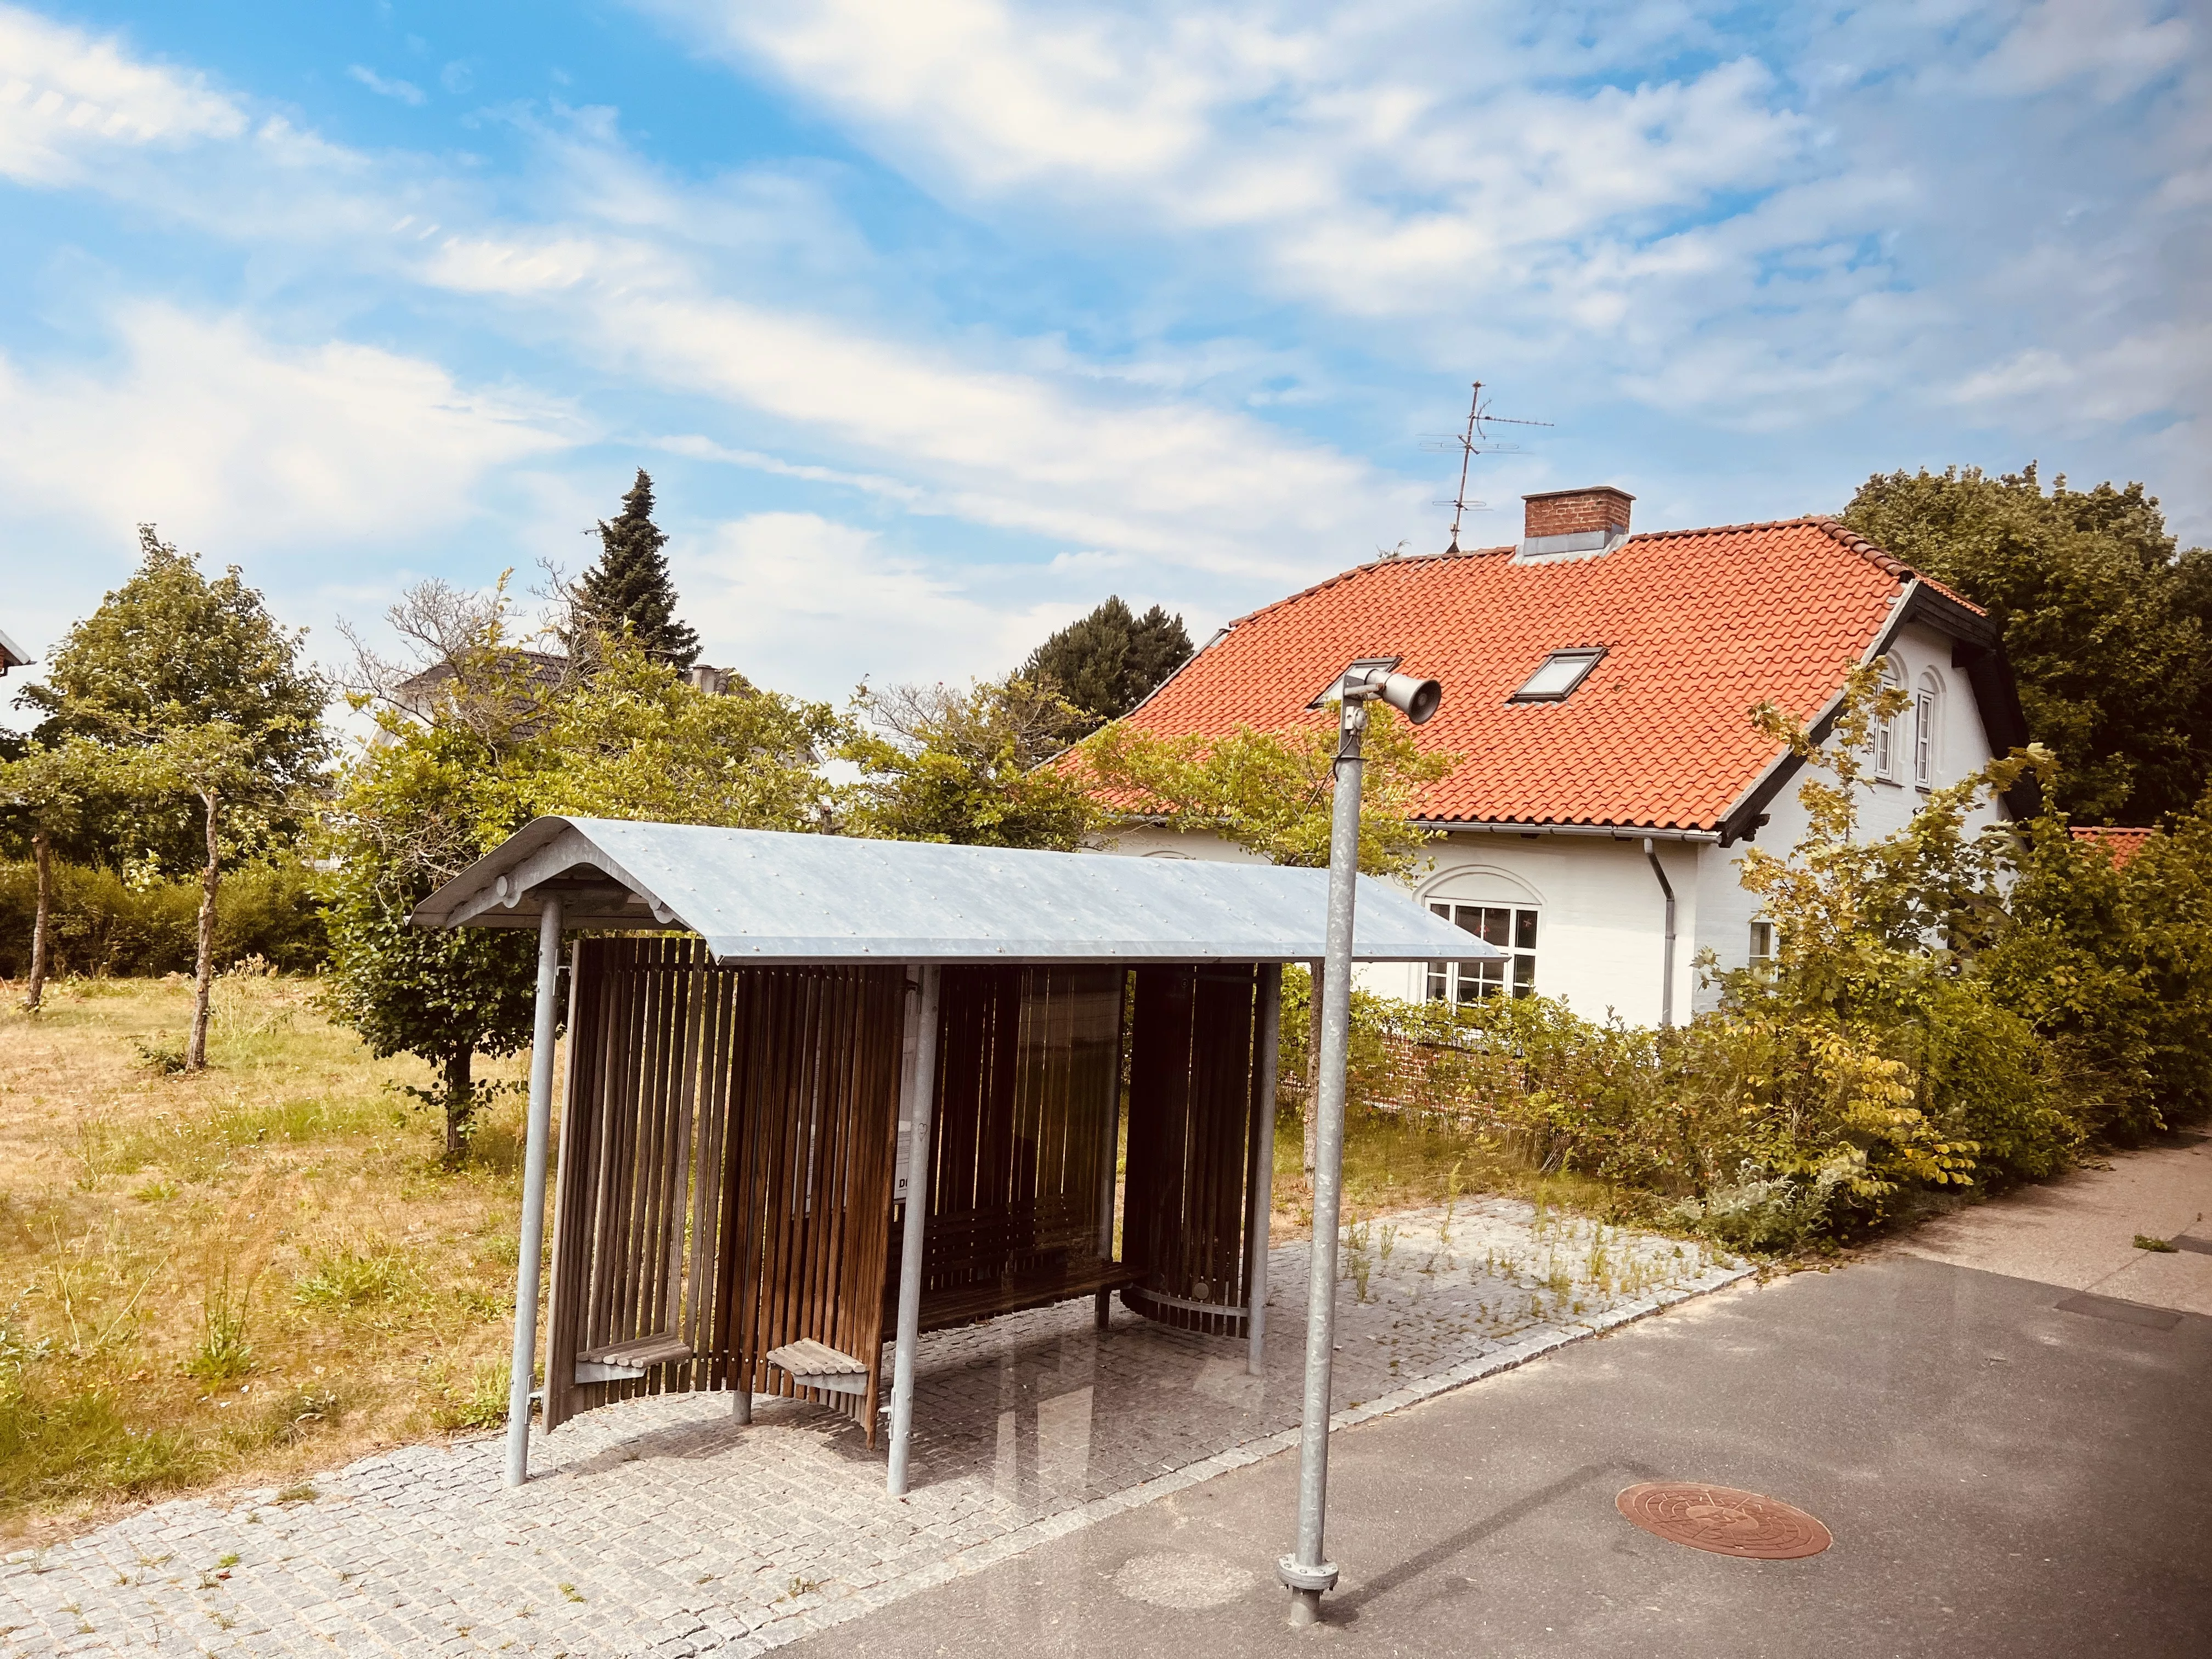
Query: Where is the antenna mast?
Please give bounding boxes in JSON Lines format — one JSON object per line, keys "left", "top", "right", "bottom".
{"left": 1437, "top": 381, "right": 1551, "bottom": 554}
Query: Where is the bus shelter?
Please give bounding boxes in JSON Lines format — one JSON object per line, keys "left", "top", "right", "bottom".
{"left": 412, "top": 817, "right": 1489, "bottom": 1492}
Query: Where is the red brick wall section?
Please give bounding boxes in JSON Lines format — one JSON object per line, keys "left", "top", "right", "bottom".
{"left": 1524, "top": 487, "right": 1633, "bottom": 540}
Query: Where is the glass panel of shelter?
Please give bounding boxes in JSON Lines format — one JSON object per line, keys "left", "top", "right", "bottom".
{"left": 1424, "top": 902, "right": 1537, "bottom": 1002}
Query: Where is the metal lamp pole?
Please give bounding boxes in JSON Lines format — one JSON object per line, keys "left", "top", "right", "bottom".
{"left": 1279, "top": 663, "right": 1439, "bottom": 1626}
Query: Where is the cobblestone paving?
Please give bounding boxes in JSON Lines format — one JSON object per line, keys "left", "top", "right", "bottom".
{"left": 1, "top": 1200, "right": 1745, "bottom": 1656}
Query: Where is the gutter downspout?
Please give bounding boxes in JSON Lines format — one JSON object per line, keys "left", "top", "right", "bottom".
{"left": 1642, "top": 837, "right": 1676, "bottom": 1030}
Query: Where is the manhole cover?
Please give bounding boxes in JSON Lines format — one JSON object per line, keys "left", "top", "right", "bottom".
{"left": 1616, "top": 1483, "right": 1833, "bottom": 1559}
{"left": 1112, "top": 1551, "right": 1257, "bottom": 1610}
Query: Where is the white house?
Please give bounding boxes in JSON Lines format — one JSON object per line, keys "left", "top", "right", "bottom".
{"left": 1097, "top": 486, "right": 2035, "bottom": 1028}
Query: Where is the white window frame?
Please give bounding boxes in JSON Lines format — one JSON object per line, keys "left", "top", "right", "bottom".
{"left": 1914, "top": 687, "right": 1936, "bottom": 788}
{"left": 1748, "top": 919, "right": 1779, "bottom": 972}
{"left": 1425, "top": 902, "right": 1539, "bottom": 1003}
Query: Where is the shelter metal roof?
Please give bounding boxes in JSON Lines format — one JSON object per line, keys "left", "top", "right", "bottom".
{"left": 412, "top": 816, "right": 1494, "bottom": 966}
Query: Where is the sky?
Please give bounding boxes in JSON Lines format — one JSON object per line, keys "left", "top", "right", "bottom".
{"left": 0, "top": 0, "right": 2204, "bottom": 709}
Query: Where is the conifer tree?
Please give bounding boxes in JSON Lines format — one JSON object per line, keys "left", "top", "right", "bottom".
{"left": 575, "top": 470, "right": 700, "bottom": 669}
{"left": 1020, "top": 596, "right": 1192, "bottom": 737}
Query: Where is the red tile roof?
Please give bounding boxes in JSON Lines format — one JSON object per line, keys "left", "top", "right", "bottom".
{"left": 1113, "top": 516, "right": 1984, "bottom": 833}
{"left": 2070, "top": 826, "right": 2157, "bottom": 866}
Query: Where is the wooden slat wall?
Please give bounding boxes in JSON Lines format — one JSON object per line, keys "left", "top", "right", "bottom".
{"left": 1121, "top": 963, "right": 1266, "bottom": 1338}
{"left": 885, "top": 966, "right": 1126, "bottom": 1328}
{"left": 543, "top": 940, "right": 905, "bottom": 1438}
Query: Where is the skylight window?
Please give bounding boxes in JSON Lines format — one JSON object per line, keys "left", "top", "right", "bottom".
{"left": 1510, "top": 648, "right": 1605, "bottom": 702}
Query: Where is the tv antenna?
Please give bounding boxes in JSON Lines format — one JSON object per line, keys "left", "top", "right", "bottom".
{"left": 1421, "top": 381, "right": 1550, "bottom": 553}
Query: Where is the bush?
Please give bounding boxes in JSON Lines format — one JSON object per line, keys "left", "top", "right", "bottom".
{"left": 0, "top": 856, "right": 326, "bottom": 979}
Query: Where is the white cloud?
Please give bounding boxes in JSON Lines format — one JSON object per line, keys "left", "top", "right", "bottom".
{"left": 0, "top": 303, "right": 575, "bottom": 555}
{"left": 644, "top": 1, "right": 1808, "bottom": 316}
{"left": 417, "top": 226, "right": 1410, "bottom": 574}
{"left": 346, "top": 64, "right": 427, "bottom": 106}
{"left": 677, "top": 512, "right": 1076, "bottom": 696}
{"left": 0, "top": 2, "right": 245, "bottom": 184}
{"left": 1976, "top": 0, "right": 2193, "bottom": 100}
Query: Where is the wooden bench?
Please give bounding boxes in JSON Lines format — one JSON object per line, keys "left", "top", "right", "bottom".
{"left": 574, "top": 1331, "right": 695, "bottom": 1384}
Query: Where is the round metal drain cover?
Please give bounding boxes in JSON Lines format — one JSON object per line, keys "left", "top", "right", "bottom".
{"left": 1113, "top": 1551, "right": 1257, "bottom": 1610}
{"left": 1616, "top": 1483, "right": 1833, "bottom": 1559}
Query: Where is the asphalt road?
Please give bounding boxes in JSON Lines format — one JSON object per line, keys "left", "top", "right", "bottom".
{"left": 789, "top": 1140, "right": 2212, "bottom": 1658}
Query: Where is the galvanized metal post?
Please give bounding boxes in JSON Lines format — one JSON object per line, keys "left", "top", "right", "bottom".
{"left": 1247, "top": 962, "right": 1281, "bottom": 1378}
{"left": 887, "top": 966, "right": 942, "bottom": 1496}
{"left": 1280, "top": 706, "right": 1365, "bottom": 1621}
{"left": 504, "top": 894, "right": 562, "bottom": 1489}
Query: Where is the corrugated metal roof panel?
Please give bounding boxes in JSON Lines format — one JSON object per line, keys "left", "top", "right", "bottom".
{"left": 411, "top": 816, "right": 1493, "bottom": 966}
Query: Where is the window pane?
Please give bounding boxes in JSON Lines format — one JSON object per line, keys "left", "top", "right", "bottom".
{"left": 1480, "top": 907, "right": 1511, "bottom": 946}
{"left": 1511, "top": 955, "right": 1535, "bottom": 997}
{"left": 1452, "top": 906, "right": 1483, "bottom": 936}
{"left": 1515, "top": 651, "right": 1601, "bottom": 698}
{"left": 1431, "top": 902, "right": 1451, "bottom": 919}
{"left": 1460, "top": 958, "right": 1504, "bottom": 1002}
{"left": 1514, "top": 909, "right": 1538, "bottom": 951}
{"left": 1426, "top": 962, "right": 1449, "bottom": 1001}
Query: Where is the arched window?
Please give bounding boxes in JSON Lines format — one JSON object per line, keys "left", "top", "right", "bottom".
{"left": 1914, "top": 669, "right": 1943, "bottom": 788}
{"left": 1871, "top": 660, "right": 1905, "bottom": 781}
{"left": 1417, "top": 866, "right": 1541, "bottom": 1002}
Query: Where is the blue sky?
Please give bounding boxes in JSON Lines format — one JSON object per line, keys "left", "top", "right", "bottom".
{"left": 1, "top": 0, "right": 2204, "bottom": 707}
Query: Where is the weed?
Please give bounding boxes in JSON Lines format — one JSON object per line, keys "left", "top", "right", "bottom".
{"left": 558, "top": 1582, "right": 583, "bottom": 1602}
{"left": 216, "top": 1554, "right": 239, "bottom": 1568}
{"left": 2134, "top": 1234, "right": 2178, "bottom": 1252}
{"left": 133, "top": 1036, "right": 189, "bottom": 1075}
{"left": 1378, "top": 1223, "right": 1398, "bottom": 1261}
{"left": 785, "top": 1576, "right": 825, "bottom": 1600}
{"left": 132, "top": 1178, "right": 178, "bottom": 1203}
{"left": 185, "top": 1267, "right": 255, "bottom": 1385}
{"left": 433, "top": 1360, "right": 510, "bottom": 1432}
{"left": 274, "top": 1482, "right": 317, "bottom": 1504}
{"left": 294, "top": 1244, "right": 408, "bottom": 1308}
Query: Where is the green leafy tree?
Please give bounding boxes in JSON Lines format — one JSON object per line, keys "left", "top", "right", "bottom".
{"left": 322, "top": 583, "right": 833, "bottom": 1156}
{"left": 1076, "top": 707, "right": 1456, "bottom": 1170}
{"left": 1075, "top": 707, "right": 1455, "bottom": 878}
{"left": 18, "top": 528, "right": 326, "bottom": 1065}
{"left": 573, "top": 470, "right": 700, "bottom": 670}
{"left": 1841, "top": 465, "right": 2210, "bottom": 823}
{"left": 1020, "top": 597, "right": 1192, "bottom": 736}
{"left": 0, "top": 737, "right": 125, "bottom": 1010}
{"left": 839, "top": 677, "right": 1095, "bottom": 849}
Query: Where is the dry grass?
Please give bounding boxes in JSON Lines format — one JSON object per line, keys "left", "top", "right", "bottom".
{"left": 0, "top": 972, "right": 535, "bottom": 1543}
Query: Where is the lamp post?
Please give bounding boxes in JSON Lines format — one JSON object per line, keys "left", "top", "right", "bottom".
{"left": 1280, "top": 663, "right": 1440, "bottom": 1626}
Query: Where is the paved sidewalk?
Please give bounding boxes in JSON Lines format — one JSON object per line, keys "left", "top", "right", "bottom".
{"left": 1897, "top": 1129, "right": 2212, "bottom": 1313}
{"left": 0, "top": 1200, "right": 1744, "bottom": 1656}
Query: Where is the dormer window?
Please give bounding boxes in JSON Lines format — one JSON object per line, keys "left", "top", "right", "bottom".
{"left": 1510, "top": 648, "right": 1605, "bottom": 702}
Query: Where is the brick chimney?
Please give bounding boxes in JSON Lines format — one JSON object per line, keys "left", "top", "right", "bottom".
{"left": 1523, "top": 486, "right": 1633, "bottom": 542}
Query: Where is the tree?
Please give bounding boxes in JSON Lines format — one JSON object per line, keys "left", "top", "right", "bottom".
{"left": 1075, "top": 708, "right": 1457, "bottom": 1170}
{"left": 1020, "top": 597, "right": 1193, "bottom": 736}
{"left": 573, "top": 470, "right": 700, "bottom": 670}
{"left": 1841, "top": 465, "right": 2210, "bottom": 823}
{"left": 321, "top": 583, "right": 834, "bottom": 1156}
{"left": 839, "top": 677, "right": 1097, "bottom": 850}
{"left": 18, "top": 528, "right": 326, "bottom": 1065}
{"left": 0, "top": 737, "right": 123, "bottom": 1011}
{"left": 1074, "top": 708, "right": 1455, "bottom": 878}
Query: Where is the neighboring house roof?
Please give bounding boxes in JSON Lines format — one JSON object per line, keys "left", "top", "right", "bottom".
{"left": 0, "top": 625, "right": 30, "bottom": 677}
{"left": 411, "top": 816, "right": 1490, "bottom": 965}
{"left": 2070, "top": 826, "right": 2156, "bottom": 866}
{"left": 1115, "top": 515, "right": 2032, "bottom": 842}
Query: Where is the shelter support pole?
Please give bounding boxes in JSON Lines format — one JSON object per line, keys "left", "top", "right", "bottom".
{"left": 504, "top": 895, "right": 563, "bottom": 1489}
{"left": 1281, "top": 709, "right": 1364, "bottom": 1622}
{"left": 887, "top": 966, "right": 942, "bottom": 1497}
{"left": 1247, "top": 963, "right": 1280, "bottom": 1377}
{"left": 1643, "top": 837, "right": 1677, "bottom": 1029}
